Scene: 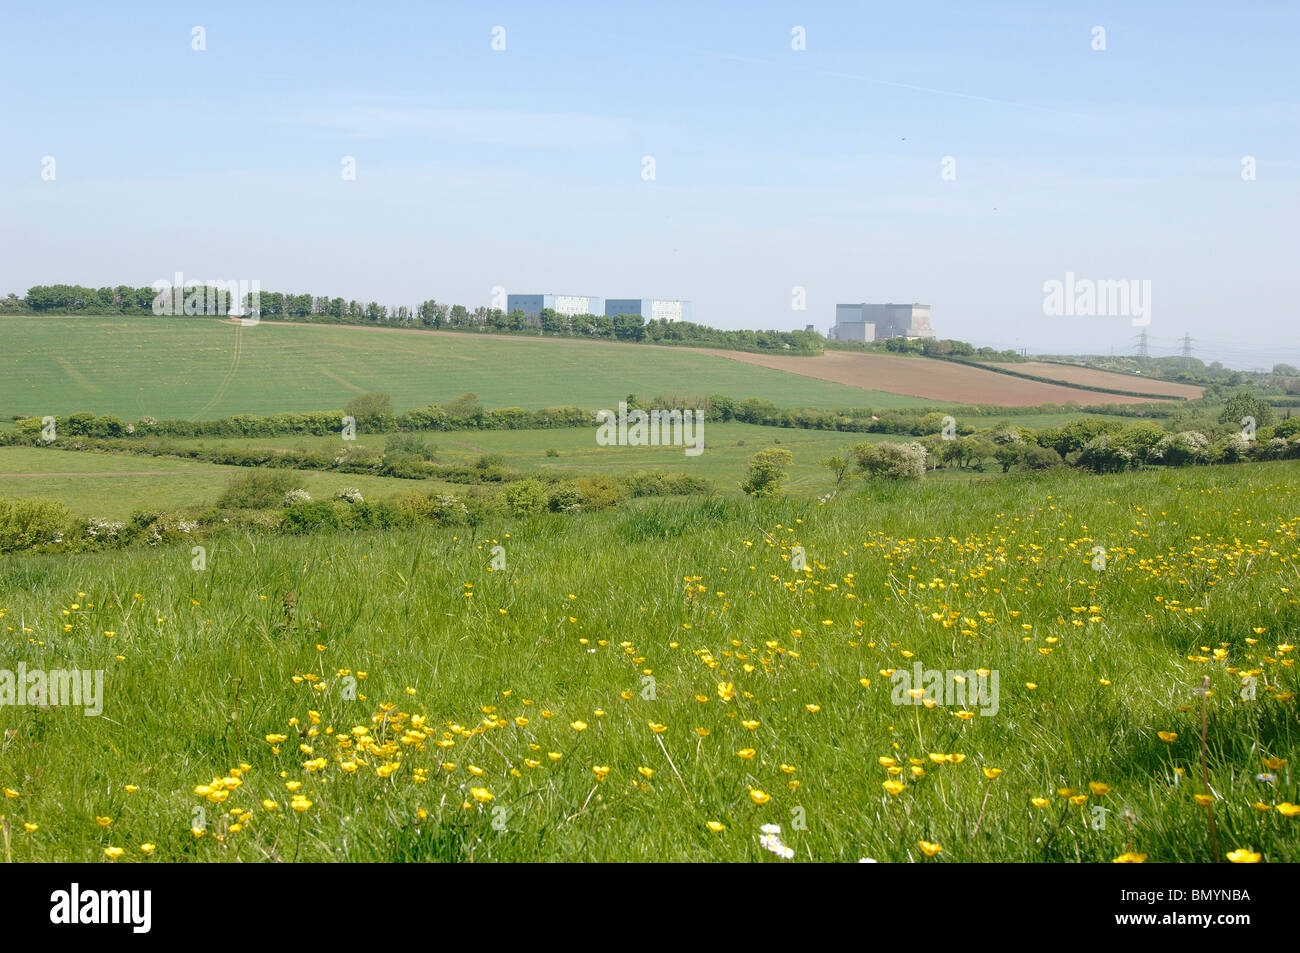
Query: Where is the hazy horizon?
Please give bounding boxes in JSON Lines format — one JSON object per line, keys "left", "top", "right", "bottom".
{"left": 3, "top": 1, "right": 1297, "bottom": 370}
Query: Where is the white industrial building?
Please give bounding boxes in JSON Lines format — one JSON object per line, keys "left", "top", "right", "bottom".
{"left": 506, "top": 294, "right": 604, "bottom": 321}
{"left": 605, "top": 298, "right": 692, "bottom": 322}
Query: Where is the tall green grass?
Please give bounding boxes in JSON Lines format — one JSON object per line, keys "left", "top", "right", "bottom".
{"left": 0, "top": 462, "right": 1296, "bottom": 862}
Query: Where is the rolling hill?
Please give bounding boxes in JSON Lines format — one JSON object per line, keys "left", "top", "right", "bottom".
{"left": 1, "top": 316, "right": 931, "bottom": 421}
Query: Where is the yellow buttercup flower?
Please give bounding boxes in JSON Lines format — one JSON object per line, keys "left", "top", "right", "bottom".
{"left": 749, "top": 789, "right": 771, "bottom": 805}
{"left": 1112, "top": 852, "right": 1147, "bottom": 863}
{"left": 917, "top": 840, "right": 943, "bottom": 857}
{"left": 1226, "top": 848, "right": 1261, "bottom": 864}
{"left": 882, "top": 780, "right": 905, "bottom": 796}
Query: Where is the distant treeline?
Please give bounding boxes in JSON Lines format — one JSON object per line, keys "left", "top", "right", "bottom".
{"left": 826, "top": 336, "right": 1026, "bottom": 363}
{"left": 1, "top": 284, "right": 822, "bottom": 354}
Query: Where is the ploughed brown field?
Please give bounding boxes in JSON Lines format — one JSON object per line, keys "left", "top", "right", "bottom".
{"left": 986, "top": 362, "right": 1204, "bottom": 399}
{"left": 685, "top": 349, "right": 1178, "bottom": 406}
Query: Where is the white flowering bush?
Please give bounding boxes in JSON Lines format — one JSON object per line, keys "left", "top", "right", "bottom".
{"left": 334, "top": 487, "right": 364, "bottom": 504}
{"left": 85, "top": 517, "right": 125, "bottom": 539}
{"left": 1263, "top": 436, "right": 1291, "bottom": 459}
{"left": 146, "top": 513, "right": 198, "bottom": 545}
{"left": 1218, "top": 432, "right": 1253, "bottom": 463}
{"left": 1154, "top": 430, "right": 1210, "bottom": 466}
{"left": 853, "top": 441, "right": 927, "bottom": 481}
{"left": 283, "top": 488, "right": 312, "bottom": 506}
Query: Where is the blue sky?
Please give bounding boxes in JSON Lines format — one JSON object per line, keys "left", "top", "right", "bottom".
{"left": 2, "top": 1, "right": 1297, "bottom": 365}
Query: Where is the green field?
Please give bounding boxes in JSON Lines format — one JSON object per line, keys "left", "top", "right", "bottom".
{"left": 0, "top": 424, "right": 998, "bottom": 520}
{"left": 1, "top": 462, "right": 1295, "bottom": 862}
{"left": 0, "top": 447, "right": 444, "bottom": 519}
{"left": 167, "top": 422, "right": 903, "bottom": 489}
{"left": 0, "top": 316, "right": 928, "bottom": 420}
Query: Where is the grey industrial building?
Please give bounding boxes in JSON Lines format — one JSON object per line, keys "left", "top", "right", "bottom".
{"left": 829, "top": 303, "right": 934, "bottom": 342}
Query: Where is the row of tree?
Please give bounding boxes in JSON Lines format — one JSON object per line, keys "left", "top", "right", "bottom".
{"left": 2, "top": 285, "right": 822, "bottom": 354}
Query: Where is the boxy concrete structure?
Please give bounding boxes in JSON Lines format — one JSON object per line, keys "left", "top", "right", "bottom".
{"left": 830, "top": 303, "right": 934, "bottom": 342}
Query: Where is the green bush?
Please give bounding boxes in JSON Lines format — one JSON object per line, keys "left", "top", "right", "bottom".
{"left": 344, "top": 393, "right": 397, "bottom": 433}
{"left": 343, "top": 500, "right": 414, "bottom": 530}
{"left": 851, "top": 441, "right": 927, "bottom": 481}
{"left": 384, "top": 433, "right": 437, "bottom": 459}
{"left": 1218, "top": 391, "right": 1275, "bottom": 430}
{"left": 741, "top": 447, "right": 794, "bottom": 497}
{"left": 504, "top": 479, "right": 549, "bottom": 516}
{"left": 576, "top": 475, "right": 626, "bottom": 509}
{"left": 1077, "top": 435, "right": 1135, "bottom": 474}
{"left": 217, "top": 470, "right": 302, "bottom": 509}
{"left": 281, "top": 499, "right": 343, "bottom": 533}
{"left": 1154, "top": 431, "right": 1211, "bottom": 466}
{"left": 0, "top": 497, "right": 70, "bottom": 553}
{"left": 1273, "top": 417, "right": 1300, "bottom": 439}
{"left": 547, "top": 482, "right": 585, "bottom": 512}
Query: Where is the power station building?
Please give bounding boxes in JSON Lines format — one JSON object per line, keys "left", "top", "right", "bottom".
{"left": 829, "top": 303, "right": 934, "bottom": 342}
{"left": 604, "top": 298, "right": 692, "bottom": 322}
{"left": 505, "top": 294, "right": 691, "bottom": 323}
{"left": 506, "top": 294, "right": 605, "bottom": 321}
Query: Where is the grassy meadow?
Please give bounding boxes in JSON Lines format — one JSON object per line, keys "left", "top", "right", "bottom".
{"left": 1, "top": 462, "right": 1295, "bottom": 862}
{"left": 0, "top": 423, "right": 1003, "bottom": 519}
{"left": 0, "top": 447, "right": 450, "bottom": 519}
{"left": 0, "top": 316, "right": 925, "bottom": 420}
